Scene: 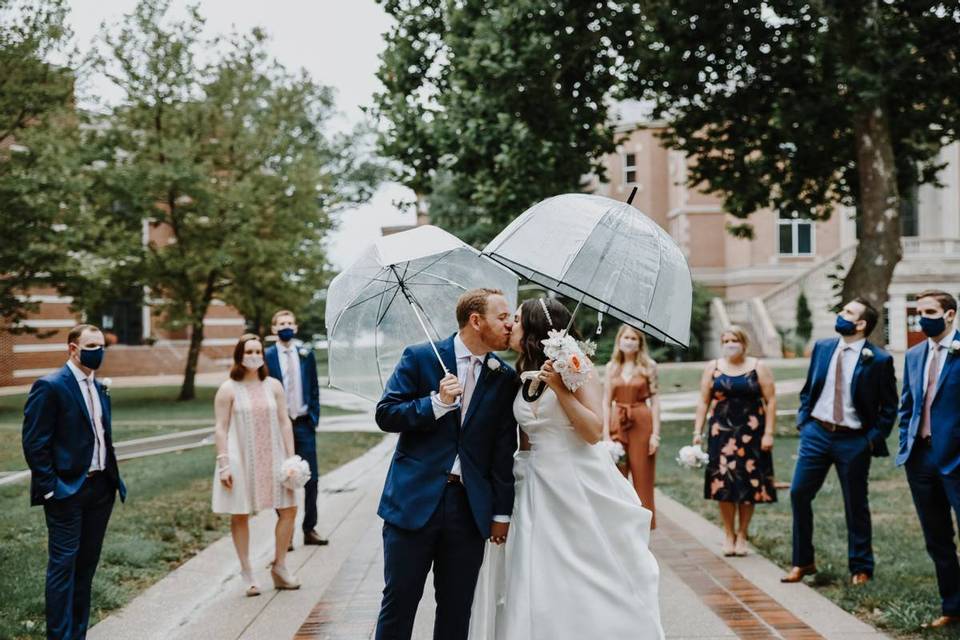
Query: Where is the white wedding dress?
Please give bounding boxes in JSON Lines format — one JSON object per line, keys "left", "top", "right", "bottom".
{"left": 468, "top": 388, "right": 664, "bottom": 639}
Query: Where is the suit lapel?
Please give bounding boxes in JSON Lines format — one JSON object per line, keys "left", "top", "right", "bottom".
{"left": 850, "top": 341, "right": 868, "bottom": 399}
{"left": 911, "top": 344, "right": 926, "bottom": 408}
{"left": 812, "top": 338, "right": 839, "bottom": 400}
{"left": 462, "top": 354, "right": 494, "bottom": 429}
{"left": 96, "top": 382, "right": 111, "bottom": 434}
{"left": 437, "top": 335, "right": 458, "bottom": 379}
{"left": 62, "top": 366, "right": 94, "bottom": 430}
{"left": 265, "top": 346, "right": 281, "bottom": 382}
{"left": 933, "top": 329, "right": 960, "bottom": 400}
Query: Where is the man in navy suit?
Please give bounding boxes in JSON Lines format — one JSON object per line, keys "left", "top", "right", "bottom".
{"left": 374, "top": 288, "right": 518, "bottom": 640}
{"left": 265, "top": 309, "right": 326, "bottom": 547}
{"left": 782, "top": 298, "right": 897, "bottom": 586}
{"left": 22, "top": 324, "right": 126, "bottom": 640}
{"left": 897, "top": 290, "right": 960, "bottom": 630}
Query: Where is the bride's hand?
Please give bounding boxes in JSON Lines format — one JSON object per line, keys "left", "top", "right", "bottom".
{"left": 538, "top": 360, "right": 564, "bottom": 393}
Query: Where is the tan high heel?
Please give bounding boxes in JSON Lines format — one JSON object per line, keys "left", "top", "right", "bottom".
{"left": 734, "top": 534, "right": 749, "bottom": 557}
{"left": 271, "top": 564, "right": 301, "bottom": 590}
{"left": 241, "top": 570, "right": 261, "bottom": 597}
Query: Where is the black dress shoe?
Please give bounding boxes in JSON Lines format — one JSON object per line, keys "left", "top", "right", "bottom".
{"left": 304, "top": 530, "right": 329, "bottom": 546}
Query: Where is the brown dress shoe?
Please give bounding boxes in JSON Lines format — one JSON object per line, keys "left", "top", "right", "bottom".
{"left": 780, "top": 564, "right": 817, "bottom": 583}
{"left": 303, "top": 530, "right": 329, "bottom": 546}
{"left": 850, "top": 572, "right": 871, "bottom": 586}
{"left": 925, "top": 615, "right": 960, "bottom": 629}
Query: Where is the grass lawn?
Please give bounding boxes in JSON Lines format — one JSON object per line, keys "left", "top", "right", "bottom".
{"left": 657, "top": 417, "right": 951, "bottom": 639}
{"left": 0, "top": 431, "right": 383, "bottom": 640}
{"left": 657, "top": 363, "right": 811, "bottom": 394}
{"left": 0, "top": 386, "right": 360, "bottom": 473}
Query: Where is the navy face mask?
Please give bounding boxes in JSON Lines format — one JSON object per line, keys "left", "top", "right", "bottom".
{"left": 835, "top": 315, "right": 858, "bottom": 336}
{"left": 79, "top": 347, "right": 105, "bottom": 370}
{"left": 277, "top": 328, "right": 296, "bottom": 342}
{"left": 919, "top": 316, "right": 946, "bottom": 338}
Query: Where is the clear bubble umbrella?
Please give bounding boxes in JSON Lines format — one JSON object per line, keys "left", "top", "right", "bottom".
{"left": 482, "top": 193, "right": 692, "bottom": 347}
{"left": 325, "top": 225, "right": 518, "bottom": 401}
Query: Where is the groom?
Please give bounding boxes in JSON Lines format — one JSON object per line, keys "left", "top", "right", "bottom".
{"left": 375, "top": 288, "right": 519, "bottom": 640}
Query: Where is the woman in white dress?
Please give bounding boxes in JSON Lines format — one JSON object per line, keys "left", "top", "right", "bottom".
{"left": 470, "top": 298, "right": 664, "bottom": 640}
{"left": 212, "top": 334, "right": 300, "bottom": 596}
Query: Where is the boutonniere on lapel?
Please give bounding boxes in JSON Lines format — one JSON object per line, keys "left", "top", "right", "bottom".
{"left": 297, "top": 343, "right": 313, "bottom": 358}
{"left": 949, "top": 340, "right": 960, "bottom": 356}
{"left": 486, "top": 357, "right": 502, "bottom": 374}
{"left": 859, "top": 348, "right": 874, "bottom": 364}
{"left": 101, "top": 377, "right": 112, "bottom": 397}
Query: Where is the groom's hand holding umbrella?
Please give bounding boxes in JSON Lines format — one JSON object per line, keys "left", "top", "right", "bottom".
{"left": 438, "top": 373, "right": 463, "bottom": 405}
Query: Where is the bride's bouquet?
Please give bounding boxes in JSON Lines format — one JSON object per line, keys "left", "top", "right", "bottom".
{"left": 279, "top": 455, "right": 311, "bottom": 490}
{"left": 536, "top": 329, "right": 596, "bottom": 392}
{"left": 676, "top": 445, "right": 709, "bottom": 469}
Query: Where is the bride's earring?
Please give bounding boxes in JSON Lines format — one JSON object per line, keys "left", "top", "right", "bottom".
{"left": 522, "top": 378, "right": 545, "bottom": 402}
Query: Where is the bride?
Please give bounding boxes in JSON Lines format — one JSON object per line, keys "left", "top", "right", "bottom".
{"left": 469, "top": 298, "right": 664, "bottom": 640}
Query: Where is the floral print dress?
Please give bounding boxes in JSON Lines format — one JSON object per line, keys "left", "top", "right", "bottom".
{"left": 703, "top": 367, "right": 777, "bottom": 504}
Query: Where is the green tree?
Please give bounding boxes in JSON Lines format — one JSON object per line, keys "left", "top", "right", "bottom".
{"left": 83, "top": 0, "right": 377, "bottom": 399}
{"left": 0, "top": 0, "right": 75, "bottom": 331}
{"left": 373, "top": 0, "right": 626, "bottom": 245}
{"left": 624, "top": 1, "right": 960, "bottom": 343}
{"left": 796, "top": 290, "right": 813, "bottom": 343}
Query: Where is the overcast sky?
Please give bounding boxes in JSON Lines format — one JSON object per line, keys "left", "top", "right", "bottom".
{"left": 65, "top": 0, "right": 415, "bottom": 269}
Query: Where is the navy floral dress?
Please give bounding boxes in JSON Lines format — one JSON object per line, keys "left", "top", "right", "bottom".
{"left": 703, "top": 367, "right": 777, "bottom": 504}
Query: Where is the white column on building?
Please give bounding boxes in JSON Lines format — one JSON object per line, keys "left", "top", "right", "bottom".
{"left": 940, "top": 141, "right": 960, "bottom": 238}
{"left": 887, "top": 292, "right": 908, "bottom": 353}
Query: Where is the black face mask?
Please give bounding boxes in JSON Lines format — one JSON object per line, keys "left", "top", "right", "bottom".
{"left": 919, "top": 316, "right": 946, "bottom": 338}
{"left": 79, "top": 347, "right": 105, "bottom": 370}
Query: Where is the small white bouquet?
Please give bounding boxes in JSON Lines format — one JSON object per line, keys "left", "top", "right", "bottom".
{"left": 279, "top": 455, "right": 311, "bottom": 490}
{"left": 676, "top": 445, "right": 709, "bottom": 469}
{"left": 599, "top": 439, "right": 626, "bottom": 465}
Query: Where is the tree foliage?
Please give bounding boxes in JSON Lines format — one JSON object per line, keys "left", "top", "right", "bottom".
{"left": 623, "top": 1, "right": 960, "bottom": 341}
{"left": 373, "top": 0, "right": 627, "bottom": 245}
{"left": 81, "top": 0, "right": 377, "bottom": 398}
{"left": 0, "top": 0, "right": 75, "bottom": 331}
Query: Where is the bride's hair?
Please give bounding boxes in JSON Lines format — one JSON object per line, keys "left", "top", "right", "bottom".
{"left": 515, "top": 297, "right": 580, "bottom": 374}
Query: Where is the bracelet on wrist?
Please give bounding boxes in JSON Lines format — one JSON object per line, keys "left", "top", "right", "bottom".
{"left": 216, "top": 454, "right": 229, "bottom": 461}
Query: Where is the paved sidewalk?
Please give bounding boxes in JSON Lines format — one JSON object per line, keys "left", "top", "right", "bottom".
{"left": 91, "top": 430, "right": 888, "bottom": 640}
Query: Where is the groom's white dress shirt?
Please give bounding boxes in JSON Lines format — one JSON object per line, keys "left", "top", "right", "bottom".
{"left": 277, "top": 342, "right": 308, "bottom": 419}
{"left": 67, "top": 359, "right": 107, "bottom": 473}
{"left": 431, "top": 333, "right": 509, "bottom": 524}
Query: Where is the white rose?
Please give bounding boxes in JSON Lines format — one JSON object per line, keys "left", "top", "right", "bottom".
{"left": 861, "top": 348, "right": 874, "bottom": 361}
{"left": 487, "top": 358, "right": 501, "bottom": 372}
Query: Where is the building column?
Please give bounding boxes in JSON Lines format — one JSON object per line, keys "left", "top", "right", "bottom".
{"left": 887, "top": 292, "right": 908, "bottom": 353}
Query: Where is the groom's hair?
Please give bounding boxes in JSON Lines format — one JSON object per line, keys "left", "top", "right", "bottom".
{"left": 456, "top": 288, "right": 504, "bottom": 328}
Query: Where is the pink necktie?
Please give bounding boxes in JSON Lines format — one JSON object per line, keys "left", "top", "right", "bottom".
{"left": 833, "top": 347, "right": 847, "bottom": 424}
{"left": 286, "top": 349, "right": 301, "bottom": 418}
{"left": 460, "top": 356, "right": 478, "bottom": 425}
{"left": 84, "top": 379, "right": 103, "bottom": 469}
{"left": 920, "top": 345, "right": 942, "bottom": 438}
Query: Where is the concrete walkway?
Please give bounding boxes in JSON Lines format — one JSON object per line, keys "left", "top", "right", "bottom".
{"left": 90, "top": 431, "right": 888, "bottom": 640}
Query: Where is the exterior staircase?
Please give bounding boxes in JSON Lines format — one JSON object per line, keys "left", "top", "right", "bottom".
{"left": 704, "top": 246, "right": 858, "bottom": 359}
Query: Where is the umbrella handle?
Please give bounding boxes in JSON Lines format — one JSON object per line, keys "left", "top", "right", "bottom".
{"left": 406, "top": 295, "right": 450, "bottom": 375}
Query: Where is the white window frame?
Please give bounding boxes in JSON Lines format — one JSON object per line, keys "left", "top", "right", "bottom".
{"left": 623, "top": 152, "right": 638, "bottom": 185}
{"left": 777, "top": 215, "right": 815, "bottom": 256}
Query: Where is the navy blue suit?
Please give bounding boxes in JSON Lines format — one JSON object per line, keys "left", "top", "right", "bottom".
{"left": 375, "top": 335, "right": 518, "bottom": 640}
{"left": 22, "top": 365, "right": 126, "bottom": 640}
{"left": 897, "top": 329, "right": 960, "bottom": 615}
{"left": 791, "top": 338, "right": 897, "bottom": 575}
{"left": 265, "top": 342, "right": 321, "bottom": 533}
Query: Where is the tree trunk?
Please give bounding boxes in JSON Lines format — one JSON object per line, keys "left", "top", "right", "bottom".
{"left": 178, "top": 319, "right": 204, "bottom": 401}
{"left": 839, "top": 106, "right": 902, "bottom": 345}
{"left": 178, "top": 274, "right": 219, "bottom": 401}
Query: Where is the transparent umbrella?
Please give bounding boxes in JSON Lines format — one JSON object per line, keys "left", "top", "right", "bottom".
{"left": 482, "top": 193, "right": 692, "bottom": 347}
{"left": 325, "top": 225, "right": 518, "bottom": 401}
